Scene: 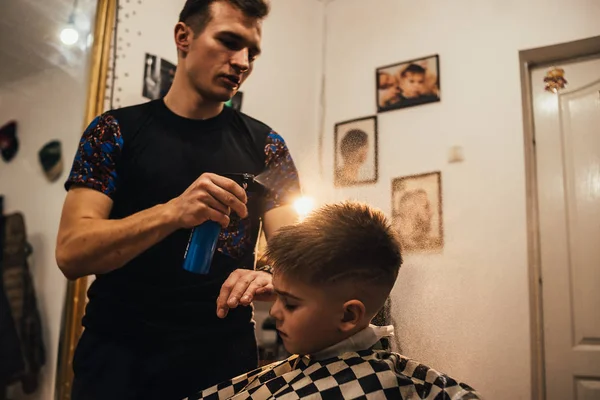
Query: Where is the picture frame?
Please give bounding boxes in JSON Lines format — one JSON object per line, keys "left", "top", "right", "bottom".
{"left": 225, "top": 91, "right": 243, "bottom": 111}
{"left": 376, "top": 54, "right": 440, "bottom": 113}
{"left": 142, "top": 53, "right": 176, "bottom": 100}
{"left": 334, "top": 115, "right": 378, "bottom": 187}
{"left": 391, "top": 171, "right": 443, "bottom": 254}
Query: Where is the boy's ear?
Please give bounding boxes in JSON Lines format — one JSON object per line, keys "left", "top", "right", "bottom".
{"left": 339, "top": 299, "right": 366, "bottom": 333}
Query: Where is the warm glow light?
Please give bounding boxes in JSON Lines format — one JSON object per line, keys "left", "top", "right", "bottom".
{"left": 294, "top": 196, "right": 315, "bottom": 220}
{"left": 60, "top": 27, "right": 79, "bottom": 46}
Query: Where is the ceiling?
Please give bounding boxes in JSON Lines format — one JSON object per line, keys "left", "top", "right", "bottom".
{"left": 0, "top": 0, "right": 97, "bottom": 88}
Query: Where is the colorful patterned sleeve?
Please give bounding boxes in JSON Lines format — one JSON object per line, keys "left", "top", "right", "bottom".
{"left": 261, "top": 131, "right": 301, "bottom": 212}
{"left": 64, "top": 113, "right": 124, "bottom": 198}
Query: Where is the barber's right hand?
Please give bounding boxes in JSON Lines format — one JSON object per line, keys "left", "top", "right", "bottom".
{"left": 168, "top": 173, "right": 248, "bottom": 229}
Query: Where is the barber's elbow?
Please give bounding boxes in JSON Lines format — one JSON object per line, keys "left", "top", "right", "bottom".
{"left": 55, "top": 242, "right": 83, "bottom": 281}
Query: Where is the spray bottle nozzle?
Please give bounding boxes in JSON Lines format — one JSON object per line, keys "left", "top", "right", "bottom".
{"left": 221, "top": 172, "right": 265, "bottom": 193}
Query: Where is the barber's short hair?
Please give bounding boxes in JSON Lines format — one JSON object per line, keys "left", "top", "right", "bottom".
{"left": 179, "top": 0, "right": 270, "bottom": 34}
{"left": 266, "top": 201, "right": 402, "bottom": 307}
{"left": 340, "top": 129, "right": 368, "bottom": 157}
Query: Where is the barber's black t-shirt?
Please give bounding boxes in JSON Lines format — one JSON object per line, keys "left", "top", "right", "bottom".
{"left": 65, "top": 99, "right": 301, "bottom": 343}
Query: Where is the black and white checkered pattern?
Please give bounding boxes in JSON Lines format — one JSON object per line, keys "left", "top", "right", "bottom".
{"left": 186, "top": 349, "right": 481, "bottom": 399}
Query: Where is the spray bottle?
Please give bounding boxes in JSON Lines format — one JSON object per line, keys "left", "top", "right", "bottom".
{"left": 182, "top": 173, "right": 263, "bottom": 274}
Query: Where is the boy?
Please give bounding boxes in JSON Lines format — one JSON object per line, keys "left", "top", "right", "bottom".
{"left": 188, "top": 202, "right": 481, "bottom": 399}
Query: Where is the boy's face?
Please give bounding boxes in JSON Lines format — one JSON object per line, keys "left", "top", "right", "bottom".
{"left": 269, "top": 272, "right": 346, "bottom": 355}
{"left": 399, "top": 71, "right": 425, "bottom": 98}
{"left": 182, "top": 1, "right": 262, "bottom": 102}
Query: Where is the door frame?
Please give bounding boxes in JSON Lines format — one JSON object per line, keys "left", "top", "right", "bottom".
{"left": 519, "top": 35, "right": 600, "bottom": 400}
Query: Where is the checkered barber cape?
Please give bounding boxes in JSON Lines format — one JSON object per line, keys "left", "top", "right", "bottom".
{"left": 187, "top": 348, "right": 481, "bottom": 400}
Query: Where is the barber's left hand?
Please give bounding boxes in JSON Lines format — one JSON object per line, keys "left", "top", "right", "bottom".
{"left": 217, "top": 269, "right": 275, "bottom": 318}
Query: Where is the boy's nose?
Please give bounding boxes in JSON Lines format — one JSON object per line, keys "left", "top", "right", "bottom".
{"left": 269, "top": 302, "right": 282, "bottom": 321}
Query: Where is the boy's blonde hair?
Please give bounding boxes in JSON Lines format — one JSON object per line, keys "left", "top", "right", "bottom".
{"left": 265, "top": 201, "right": 402, "bottom": 314}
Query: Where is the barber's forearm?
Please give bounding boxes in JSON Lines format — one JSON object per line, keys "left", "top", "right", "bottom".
{"left": 56, "top": 203, "right": 179, "bottom": 280}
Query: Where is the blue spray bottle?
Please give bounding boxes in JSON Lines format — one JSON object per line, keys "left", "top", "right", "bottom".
{"left": 182, "top": 173, "right": 261, "bottom": 274}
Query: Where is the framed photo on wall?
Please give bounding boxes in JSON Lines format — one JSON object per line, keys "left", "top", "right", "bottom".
{"left": 225, "top": 91, "right": 243, "bottom": 111}
{"left": 142, "top": 53, "right": 176, "bottom": 100}
{"left": 391, "top": 171, "right": 443, "bottom": 254}
{"left": 334, "top": 115, "right": 378, "bottom": 187}
{"left": 376, "top": 54, "right": 440, "bottom": 113}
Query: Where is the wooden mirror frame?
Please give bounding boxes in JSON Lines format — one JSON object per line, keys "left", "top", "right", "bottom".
{"left": 54, "top": 0, "right": 116, "bottom": 398}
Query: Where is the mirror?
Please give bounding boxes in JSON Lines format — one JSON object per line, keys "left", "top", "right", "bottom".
{"left": 1, "top": 1, "right": 598, "bottom": 399}
{"left": 0, "top": 0, "right": 108, "bottom": 399}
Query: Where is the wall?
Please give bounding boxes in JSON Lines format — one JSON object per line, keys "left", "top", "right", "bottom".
{"left": 319, "top": 0, "right": 600, "bottom": 399}
{"left": 0, "top": 66, "right": 91, "bottom": 400}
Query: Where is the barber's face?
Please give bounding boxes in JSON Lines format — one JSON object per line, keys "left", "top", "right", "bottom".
{"left": 179, "top": 1, "right": 262, "bottom": 102}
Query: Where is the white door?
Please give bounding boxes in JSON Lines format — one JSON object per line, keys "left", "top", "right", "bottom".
{"left": 532, "top": 56, "right": 600, "bottom": 399}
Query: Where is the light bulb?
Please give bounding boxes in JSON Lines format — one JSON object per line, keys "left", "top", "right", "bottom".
{"left": 293, "top": 196, "right": 315, "bottom": 220}
{"left": 60, "top": 27, "right": 79, "bottom": 46}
